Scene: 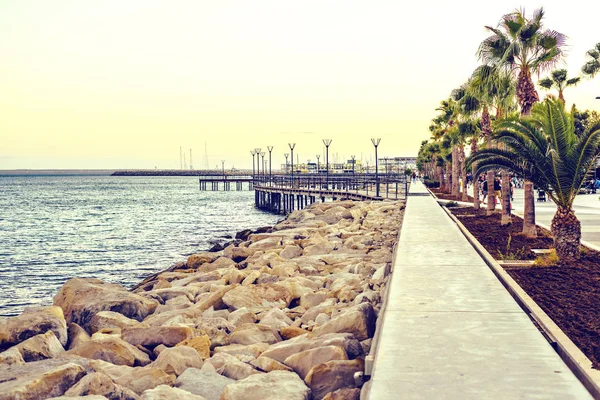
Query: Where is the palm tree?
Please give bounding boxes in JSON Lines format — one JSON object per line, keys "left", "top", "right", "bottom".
{"left": 582, "top": 43, "right": 600, "bottom": 78}
{"left": 538, "top": 69, "right": 581, "bottom": 103}
{"left": 468, "top": 65, "right": 517, "bottom": 219}
{"left": 477, "top": 8, "right": 567, "bottom": 236}
{"left": 469, "top": 98, "right": 600, "bottom": 262}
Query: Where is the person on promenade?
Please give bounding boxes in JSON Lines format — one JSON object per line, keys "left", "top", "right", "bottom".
{"left": 494, "top": 177, "right": 502, "bottom": 206}
{"left": 482, "top": 177, "right": 488, "bottom": 204}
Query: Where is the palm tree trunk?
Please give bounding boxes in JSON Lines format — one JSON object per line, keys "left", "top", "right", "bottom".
{"left": 436, "top": 165, "right": 443, "bottom": 189}
{"left": 460, "top": 146, "right": 468, "bottom": 202}
{"left": 516, "top": 68, "right": 540, "bottom": 116}
{"left": 501, "top": 170, "right": 512, "bottom": 225}
{"left": 452, "top": 146, "right": 459, "bottom": 197}
{"left": 445, "top": 163, "right": 452, "bottom": 194}
{"left": 551, "top": 206, "right": 581, "bottom": 262}
{"left": 522, "top": 181, "right": 537, "bottom": 237}
{"left": 485, "top": 136, "right": 495, "bottom": 216}
{"left": 471, "top": 138, "right": 480, "bottom": 210}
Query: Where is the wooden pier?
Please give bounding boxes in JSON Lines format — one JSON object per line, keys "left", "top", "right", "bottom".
{"left": 198, "top": 175, "right": 253, "bottom": 191}
{"left": 200, "top": 173, "right": 408, "bottom": 213}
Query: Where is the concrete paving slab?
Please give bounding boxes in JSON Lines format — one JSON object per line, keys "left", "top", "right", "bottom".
{"left": 368, "top": 181, "right": 592, "bottom": 399}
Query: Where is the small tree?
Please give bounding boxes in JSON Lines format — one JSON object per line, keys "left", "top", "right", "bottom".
{"left": 538, "top": 69, "right": 580, "bottom": 103}
{"left": 469, "top": 98, "right": 600, "bottom": 262}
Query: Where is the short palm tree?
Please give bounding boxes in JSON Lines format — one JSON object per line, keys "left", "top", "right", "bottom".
{"left": 538, "top": 69, "right": 581, "bottom": 103}
{"left": 581, "top": 43, "right": 600, "bottom": 78}
{"left": 469, "top": 98, "right": 600, "bottom": 262}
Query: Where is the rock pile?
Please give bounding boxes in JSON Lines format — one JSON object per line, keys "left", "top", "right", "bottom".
{"left": 0, "top": 200, "right": 403, "bottom": 399}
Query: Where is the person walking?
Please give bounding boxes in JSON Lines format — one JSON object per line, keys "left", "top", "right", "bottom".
{"left": 494, "top": 177, "right": 502, "bottom": 207}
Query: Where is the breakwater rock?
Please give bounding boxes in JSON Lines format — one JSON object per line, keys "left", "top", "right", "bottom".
{"left": 0, "top": 200, "right": 404, "bottom": 399}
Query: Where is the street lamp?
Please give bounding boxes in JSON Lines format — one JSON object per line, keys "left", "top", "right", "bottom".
{"left": 267, "top": 146, "right": 273, "bottom": 185}
{"left": 316, "top": 155, "right": 320, "bottom": 174}
{"left": 284, "top": 153, "right": 289, "bottom": 174}
{"left": 260, "top": 152, "right": 265, "bottom": 182}
{"left": 371, "top": 138, "right": 381, "bottom": 197}
{"left": 323, "top": 139, "right": 332, "bottom": 189}
{"left": 221, "top": 160, "right": 225, "bottom": 177}
{"left": 351, "top": 155, "right": 355, "bottom": 174}
{"left": 288, "top": 143, "right": 296, "bottom": 186}
{"left": 250, "top": 150, "right": 256, "bottom": 177}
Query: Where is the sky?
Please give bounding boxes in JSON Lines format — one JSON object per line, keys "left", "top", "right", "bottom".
{"left": 0, "top": 0, "right": 599, "bottom": 170}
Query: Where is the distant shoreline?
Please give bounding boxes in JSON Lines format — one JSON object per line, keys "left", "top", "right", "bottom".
{"left": 0, "top": 169, "right": 252, "bottom": 177}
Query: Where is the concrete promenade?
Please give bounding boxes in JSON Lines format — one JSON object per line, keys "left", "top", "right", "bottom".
{"left": 367, "top": 182, "right": 591, "bottom": 399}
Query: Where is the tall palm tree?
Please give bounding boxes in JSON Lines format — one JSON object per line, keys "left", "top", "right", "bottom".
{"left": 477, "top": 7, "right": 567, "bottom": 236}
{"left": 538, "top": 69, "right": 581, "bottom": 103}
{"left": 582, "top": 43, "right": 600, "bottom": 78}
{"left": 469, "top": 98, "right": 600, "bottom": 262}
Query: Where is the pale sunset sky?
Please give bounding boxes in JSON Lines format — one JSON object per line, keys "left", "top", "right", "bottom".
{"left": 1, "top": 1, "right": 598, "bottom": 170}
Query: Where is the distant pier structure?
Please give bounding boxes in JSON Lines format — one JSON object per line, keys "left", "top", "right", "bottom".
{"left": 197, "top": 172, "right": 408, "bottom": 214}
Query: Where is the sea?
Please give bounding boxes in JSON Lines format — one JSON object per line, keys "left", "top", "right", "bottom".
{"left": 0, "top": 175, "right": 282, "bottom": 317}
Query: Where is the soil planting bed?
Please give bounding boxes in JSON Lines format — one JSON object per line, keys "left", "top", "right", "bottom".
{"left": 430, "top": 188, "right": 474, "bottom": 202}
{"left": 449, "top": 206, "right": 600, "bottom": 369}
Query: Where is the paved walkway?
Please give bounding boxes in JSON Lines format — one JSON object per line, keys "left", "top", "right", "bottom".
{"left": 367, "top": 182, "right": 591, "bottom": 399}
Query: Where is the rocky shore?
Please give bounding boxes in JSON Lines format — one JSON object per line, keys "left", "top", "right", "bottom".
{"left": 0, "top": 199, "right": 404, "bottom": 400}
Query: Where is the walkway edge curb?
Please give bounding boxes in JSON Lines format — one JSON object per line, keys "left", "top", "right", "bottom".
{"left": 441, "top": 205, "right": 600, "bottom": 399}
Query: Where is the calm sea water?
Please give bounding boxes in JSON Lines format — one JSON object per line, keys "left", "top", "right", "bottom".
{"left": 0, "top": 176, "right": 281, "bottom": 317}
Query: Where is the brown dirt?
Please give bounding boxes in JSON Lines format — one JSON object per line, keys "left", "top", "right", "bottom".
{"left": 430, "top": 188, "right": 475, "bottom": 202}
{"left": 449, "top": 206, "right": 600, "bottom": 369}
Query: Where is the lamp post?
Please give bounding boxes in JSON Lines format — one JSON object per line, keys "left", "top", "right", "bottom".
{"left": 351, "top": 155, "right": 355, "bottom": 174}
{"left": 323, "top": 139, "right": 332, "bottom": 189}
{"left": 316, "top": 155, "right": 320, "bottom": 174}
{"left": 288, "top": 143, "right": 296, "bottom": 186}
{"left": 250, "top": 150, "right": 256, "bottom": 178}
{"left": 284, "top": 153, "right": 289, "bottom": 174}
{"left": 260, "top": 152, "right": 265, "bottom": 183}
{"left": 221, "top": 160, "right": 225, "bottom": 177}
{"left": 371, "top": 138, "right": 381, "bottom": 197}
{"left": 267, "top": 146, "right": 273, "bottom": 186}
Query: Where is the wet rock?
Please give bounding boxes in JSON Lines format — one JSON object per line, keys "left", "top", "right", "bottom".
{"left": 260, "top": 333, "right": 361, "bottom": 364}
{"left": 90, "top": 311, "right": 141, "bottom": 334}
{"left": 67, "top": 335, "right": 151, "bottom": 367}
{"left": 0, "top": 362, "right": 86, "bottom": 400}
{"left": 229, "top": 324, "right": 281, "bottom": 345}
{"left": 220, "top": 370, "right": 310, "bottom": 400}
{"left": 14, "top": 331, "right": 65, "bottom": 362}
{"left": 250, "top": 356, "right": 293, "bottom": 373}
{"left": 53, "top": 278, "right": 158, "bottom": 330}
{"left": 0, "top": 306, "right": 68, "bottom": 348}
{"left": 283, "top": 345, "right": 348, "bottom": 379}
{"left": 121, "top": 326, "right": 194, "bottom": 347}
{"left": 305, "top": 359, "right": 363, "bottom": 400}
{"left": 0, "top": 346, "right": 25, "bottom": 366}
{"left": 63, "top": 371, "right": 139, "bottom": 400}
{"left": 177, "top": 334, "right": 211, "bottom": 359}
{"left": 175, "top": 364, "right": 234, "bottom": 400}
{"left": 151, "top": 345, "right": 204, "bottom": 376}
{"left": 311, "top": 303, "right": 375, "bottom": 341}
{"left": 187, "top": 252, "right": 221, "bottom": 269}
{"left": 68, "top": 322, "right": 91, "bottom": 350}
{"left": 141, "top": 384, "right": 207, "bottom": 400}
